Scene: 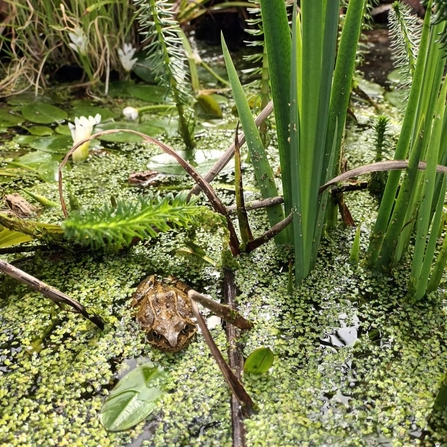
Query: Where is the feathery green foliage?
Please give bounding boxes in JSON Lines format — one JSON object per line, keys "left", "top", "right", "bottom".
{"left": 134, "top": 0, "right": 195, "bottom": 148}
{"left": 388, "top": 2, "right": 421, "bottom": 95}
{"left": 368, "top": 116, "right": 390, "bottom": 199}
{"left": 63, "top": 193, "right": 204, "bottom": 250}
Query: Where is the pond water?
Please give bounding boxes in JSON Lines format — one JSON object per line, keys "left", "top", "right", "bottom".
{"left": 1, "top": 43, "right": 447, "bottom": 447}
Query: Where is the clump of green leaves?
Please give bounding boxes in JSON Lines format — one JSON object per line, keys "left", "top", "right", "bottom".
{"left": 63, "top": 192, "right": 205, "bottom": 249}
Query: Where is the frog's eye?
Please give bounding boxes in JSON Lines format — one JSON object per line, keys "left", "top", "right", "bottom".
{"left": 181, "top": 324, "right": 190, "bottom": 334}
{"left": 152, "top": 331, "right": 161, "bottom": 339}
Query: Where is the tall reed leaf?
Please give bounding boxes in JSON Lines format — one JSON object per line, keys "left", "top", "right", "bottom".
{"left": 221, "top": 36, "right": 285, "bottom": 242}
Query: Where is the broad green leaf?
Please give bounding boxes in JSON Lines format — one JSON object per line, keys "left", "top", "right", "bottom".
{"left": 100, "top": 362, "right": 165, "bottom": 432}
{"left": 126, "top": 85, "right": 170, "bottom": 103}
{"left": 95, "top": 122, "right": 164, "bottom": 142}
{"left": 0, "top": 109, "right": 24, "bottom": 126}
{"left": 6, "top": 93, "right": 53, "bottom": 106}
{"left": 27, "top": 126, "right": 53, "bottom": 136}
{"left": 21, "top": 103, "right": 67, "bottom": 124}
{"left": 107, "top": 80, "right": 135, "bottom": 98}
{"left": 133, "top": 56, "right": 158, "bottom": 84}
{"left": 0, "top": 226, "right": 32, "bottom": 248}
{"left": 68, "top": 106, "right": 116, "bottom": 121}
{"left": 55, "top": 125, "right": 72, "bottom": 136}
{"left": 13, "top": 135, "right": 36, "bottom": 145}
{"left": 195, "top": 94, "right": 223, "bottom": 119}
{"left": 17, "top": 135, "right": 72, "bottom": 153}
{"left": 244, "top": 347, "right": 274, "bottom": 374}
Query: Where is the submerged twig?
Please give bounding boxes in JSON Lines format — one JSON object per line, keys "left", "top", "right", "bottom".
{"left": 189, "top": 296, "right": 254, "bottom": 416}
{"left": 223, "top": 269, "right": 247, "bottom": 447}
{"left": 246, "top": 213, "right": 293, "bottom": 253}
{"left": 188, "top": 289, "right": 253, "bottom": 330}
{"left": 0, "top": 259, "right": 104, "bottom": 329}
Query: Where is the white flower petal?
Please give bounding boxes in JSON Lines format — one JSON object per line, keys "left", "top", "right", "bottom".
{"left": 123, "top": 106, "right": 138, "bottom": 120}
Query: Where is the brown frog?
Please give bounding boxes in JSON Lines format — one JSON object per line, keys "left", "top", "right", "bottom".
{"left": 131, "top": 275, "right": 197, "bottom": 352}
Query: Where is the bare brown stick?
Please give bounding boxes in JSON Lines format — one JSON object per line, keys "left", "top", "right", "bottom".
{"left": 318, "top": 160, "right": 447, "bottom": 193}
{"left": 189, "top": 297, "right": 254, "bottom": 416}
{"left": 246, "top": 213, "right": 293, "bottom": 253}
{"left": 188, "top": 290, "right": 253, "bottom": 330}
{"left": 0, "top": 259, "right": 104, "bottom": 329}
{"left": 226, "top": 196, "right": 284, "bottom": 214}
{"left": 223, "top": 269, "right": 248, "bottom": 447}
{"left": 189, "top": 100, "right": 274, "bottom": 196}
{"left": 57, "top": 129, "right": 240, "bottom": 256}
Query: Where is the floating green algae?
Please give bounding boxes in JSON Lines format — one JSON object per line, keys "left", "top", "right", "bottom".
{"left": 1, "top": 98, "right": 447, "bottom": 446}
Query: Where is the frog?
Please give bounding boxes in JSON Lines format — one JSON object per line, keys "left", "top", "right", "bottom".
{"left": 131, "top": 275, "right": 197, "bottom": 352}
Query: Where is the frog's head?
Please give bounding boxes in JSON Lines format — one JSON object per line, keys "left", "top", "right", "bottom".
{"left": 147, "top": 315, "right": 196, "bottom": 352}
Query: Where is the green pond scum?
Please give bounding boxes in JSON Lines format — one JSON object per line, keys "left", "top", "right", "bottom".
{"left": 1, "top": 97, "right": 447, "bottom": 446}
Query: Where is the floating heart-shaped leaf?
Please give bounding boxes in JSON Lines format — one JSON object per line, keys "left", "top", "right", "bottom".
{"left": 244, "top": 347, "right": 274, "bottom": 374}
{"left": 22, "top": 103, "right": 67, "bottom": 124}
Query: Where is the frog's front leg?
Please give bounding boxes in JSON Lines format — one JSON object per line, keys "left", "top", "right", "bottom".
{"left": 131, "top": 275, "right": 156, "bottom": 307}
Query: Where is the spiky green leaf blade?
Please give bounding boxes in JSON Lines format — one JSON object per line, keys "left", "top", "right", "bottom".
{"left": 221, "top": 35, "right": 285, "bottom": 241}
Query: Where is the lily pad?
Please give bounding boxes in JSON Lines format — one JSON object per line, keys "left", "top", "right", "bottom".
{"left": 68, "top": 106, "right": 116, "bottom": 121}
{"left": 126, "top": 84, "right": 170, "bottom": 103}
{"left": 100, "top": 362, "right": 165, "bottom": 432}
{"left": 14, "top": 151, "right": 61, "bottom": 182}
{"left": 34, "top": 135, "right": 71, "bottom": 153}
{"left": 55, "top": 124, "right": 72, "bottom": 136}
{"left": 244, "top": 347, "right": 274, "bottom": 374}
{"left": 107, "top": 80, "right": 135, "bottom": 98}
{"left": 95, "top": 121, "right": 164, "bottom": 143}
{"left": 27, "top": 126, "right": 54, "bottom": 136}
{"left": 132, "top": 56, "right": 159, "bottom": 84}
{"left": 147, "top": 149, "right": 226, "bottom": 175}
{"left": 0, "top": 109, "right": 24, "bottom": 126}
{"left": 6, "top": 93, "right": 53, "bottom": 106}
{"left": 21, "top": 103, "right": 67, "bottom": 124}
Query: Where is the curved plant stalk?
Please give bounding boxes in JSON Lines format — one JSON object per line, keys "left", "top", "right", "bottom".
{"left": 134, "top": 0, "right": 195, "bottom": 148}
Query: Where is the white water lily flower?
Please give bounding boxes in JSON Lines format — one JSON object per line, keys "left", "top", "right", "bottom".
{"left": 68, "top": 27, "right": 88, "bottom": 56}
{"left": 123, "top": 106, "right": 139, "bottom": 120}
{"left": 118, "top": 43, "right": 138, "bottom": 72}
{"left": 68, "top": 114, "right": 101, "bottom": 163}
